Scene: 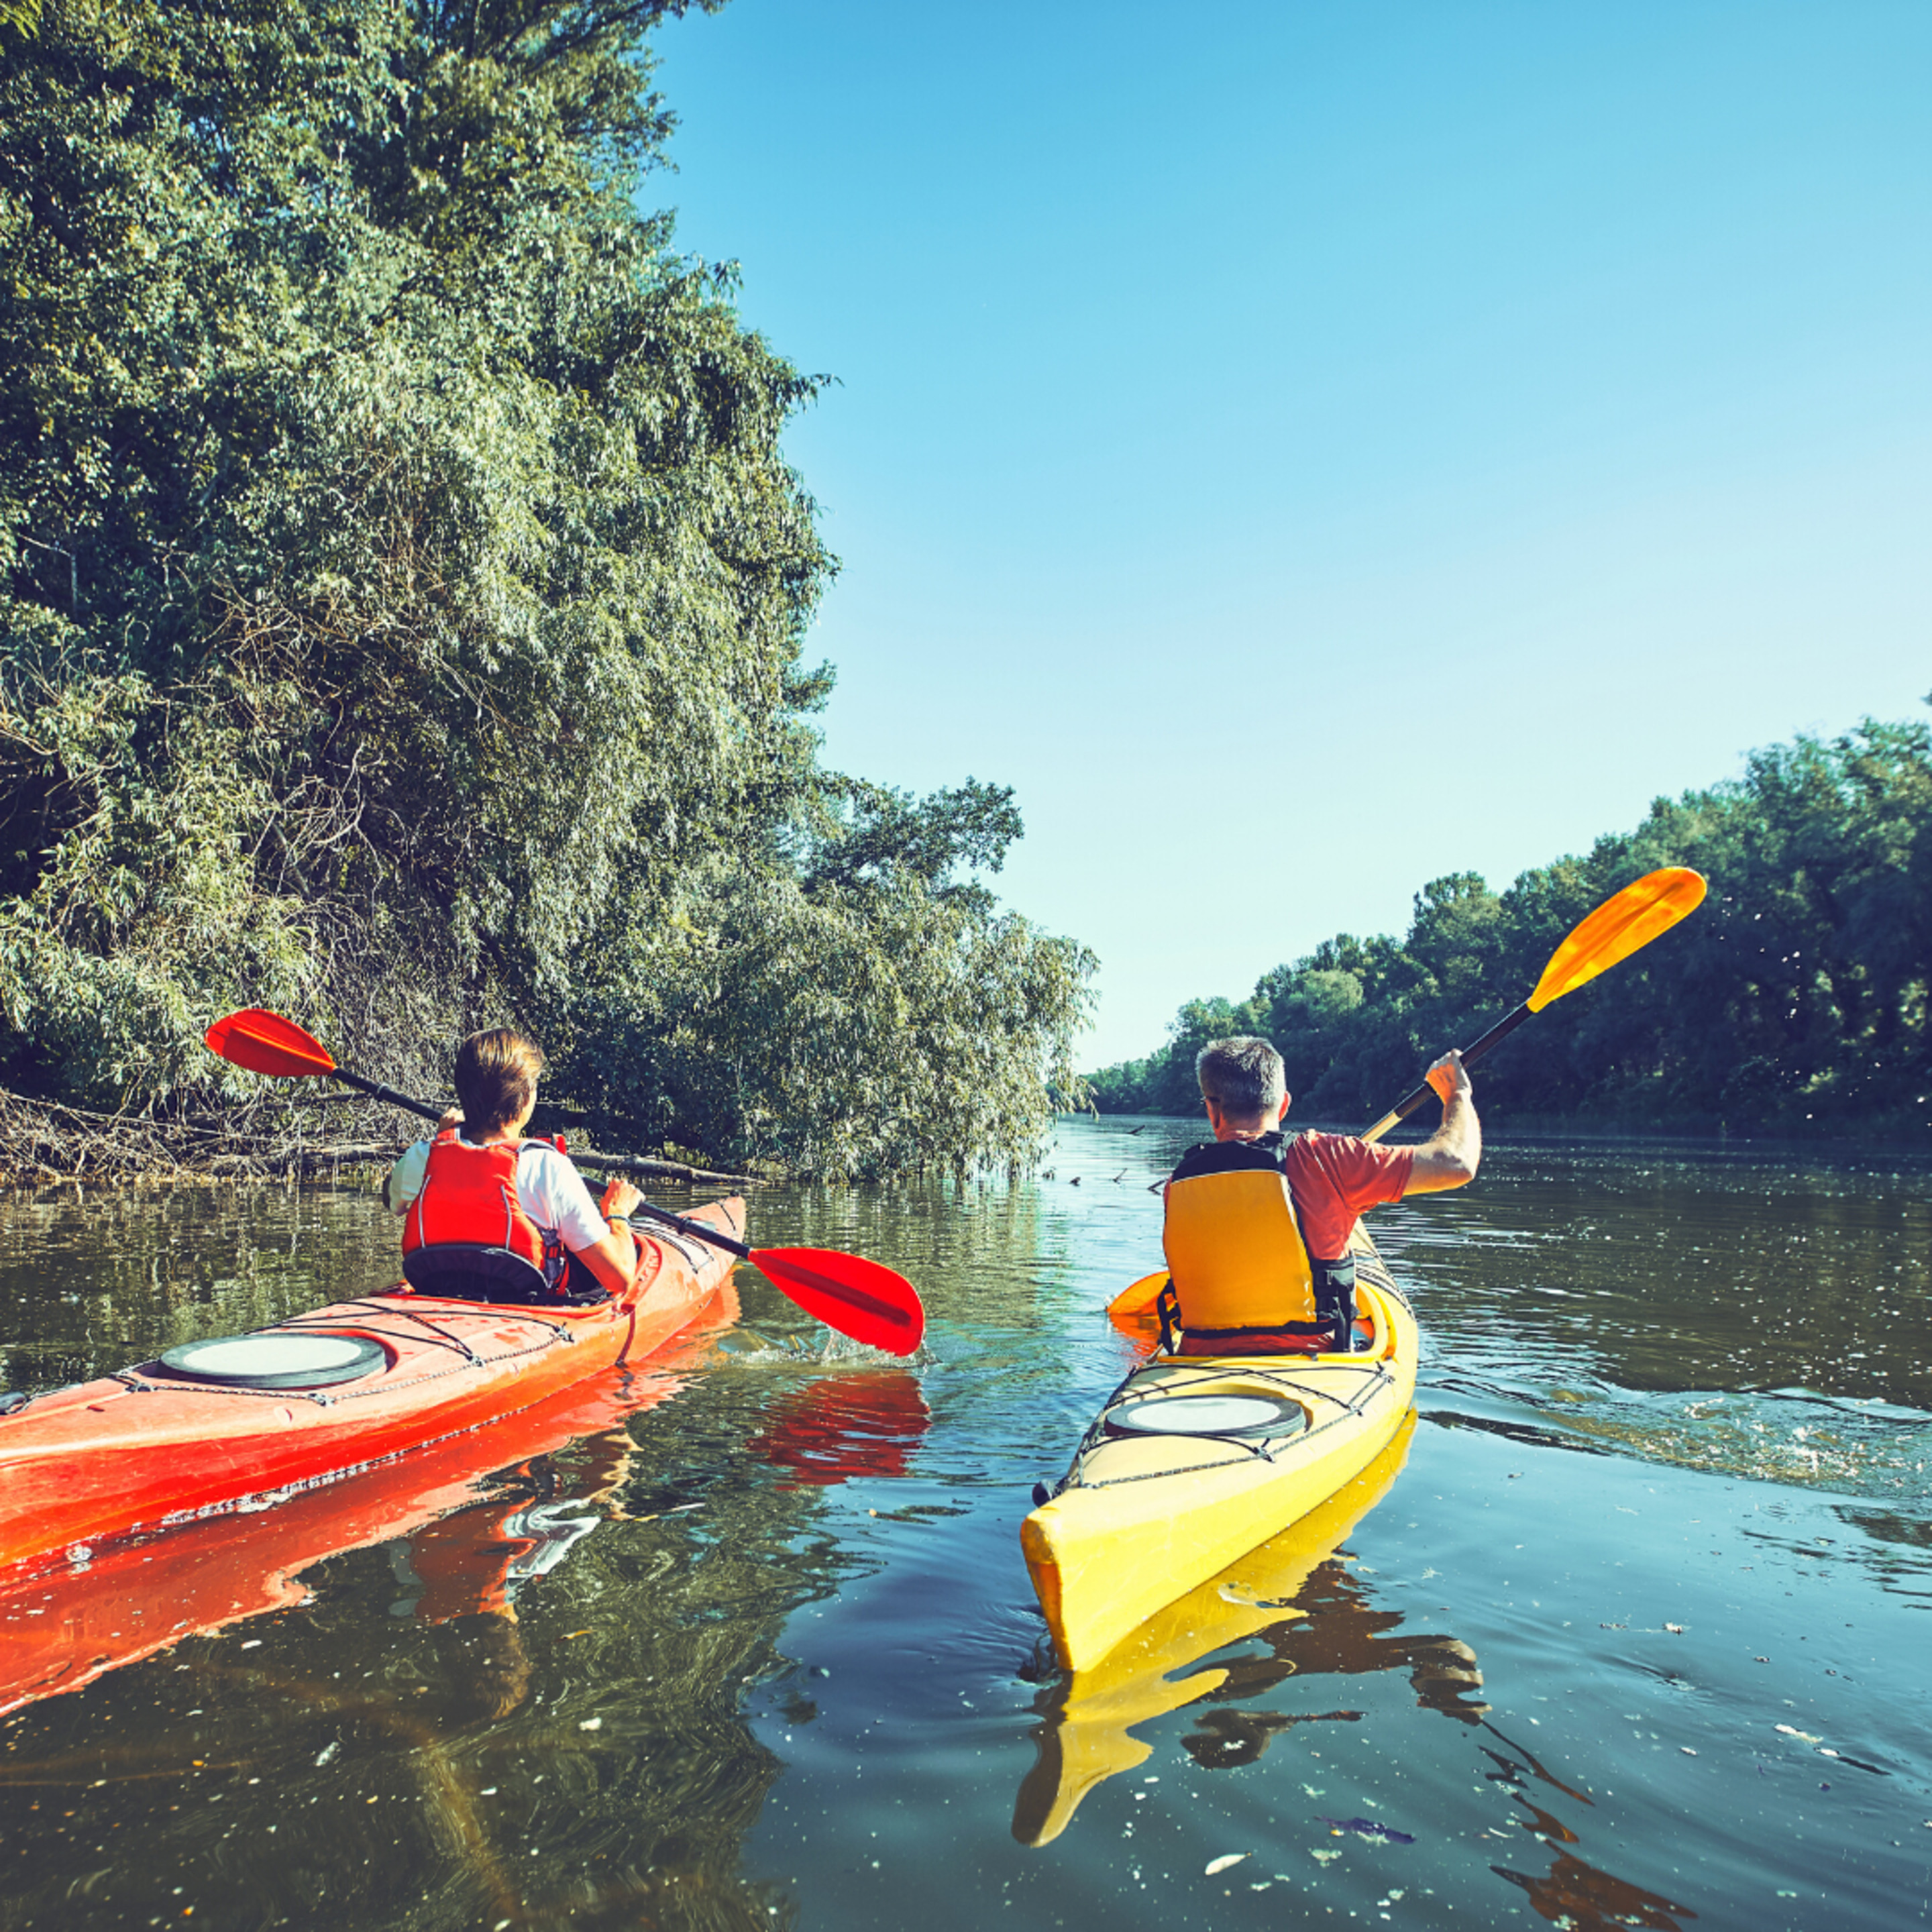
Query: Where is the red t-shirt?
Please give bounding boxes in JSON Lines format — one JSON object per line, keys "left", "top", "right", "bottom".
{"left": 1283, "top": 1131, "right": 1413, "bottom": 1259}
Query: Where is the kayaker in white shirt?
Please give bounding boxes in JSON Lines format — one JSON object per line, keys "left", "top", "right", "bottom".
{"left": 383, "top": 1029, "right": 645, "bottom": 1300}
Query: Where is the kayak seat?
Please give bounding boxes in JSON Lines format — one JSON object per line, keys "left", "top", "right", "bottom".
{"left": 402, "top": 1244, "right": 607, "bottom": 1307}
{"left": 1171, "top": 1313, "right": 1374, "bottom": 1358}
{"left": 1161, "top": 1269, "right": 1372, "bottom": 1357}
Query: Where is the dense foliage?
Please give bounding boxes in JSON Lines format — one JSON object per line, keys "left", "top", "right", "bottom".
{"left": 1089, "top": 716, "right": 1932, "bottom": 1138}
{"left": 0, "top": 0, "right": 1091, "bottom": 1174}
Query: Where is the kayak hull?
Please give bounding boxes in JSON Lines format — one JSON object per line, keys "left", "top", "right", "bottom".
{"left": 0, "top": 1201, "right": 743, "bottom": 1578}
{"left": 1023, "top": 1242, "right": 1418, "bottom": 1674}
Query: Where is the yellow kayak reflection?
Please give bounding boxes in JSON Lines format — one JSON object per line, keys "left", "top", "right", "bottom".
{"left": 1014, "top": 1409, "right": 1485, "bottom": 1845}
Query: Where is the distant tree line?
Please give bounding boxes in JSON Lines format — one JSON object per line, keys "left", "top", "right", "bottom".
{"left": 0, "top": 0, "right": 1092, "bottom": 1177}
{"left": 1088, "top": 715, "right": 1932, "bottom": 1138}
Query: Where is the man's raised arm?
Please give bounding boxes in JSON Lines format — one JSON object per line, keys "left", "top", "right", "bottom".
{"left": 1402, "top": 1050, "right": 1481, "bottom": 1195}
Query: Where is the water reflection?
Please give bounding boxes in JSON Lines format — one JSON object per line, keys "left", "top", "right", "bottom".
{"left": 1476, "top": 1724, "right": 1695, "bottom": 1931}
{"left": 0, "top": 1309, "right": 736, "bottom": 1718}
{"left": 0, "top": 1413, "right": 821, "bottom": 1931}
{"left": 746, "top": 1371, "right": 932, "bottom": 1489}
{"left": 0, "top": 1291, "right": 932, "bottom": 1930}
{"left": 1181, "top": 1551, "right": 1490, "bottom": 1770}
{"left": 1008, "top": 1366, "right": 1723, "bottom": 1930}
{"left": 1493, "top": 1849, "right": 1693, "bottom": 1932}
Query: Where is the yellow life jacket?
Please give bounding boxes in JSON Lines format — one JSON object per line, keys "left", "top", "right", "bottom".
{"left": 1161, "top": 1134, "right": 1354, "bottom": 1348}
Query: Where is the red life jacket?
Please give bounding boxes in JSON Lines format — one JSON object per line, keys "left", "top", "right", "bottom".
{"left": 400, "top": 1131, "right": 569, "bottom": 1303}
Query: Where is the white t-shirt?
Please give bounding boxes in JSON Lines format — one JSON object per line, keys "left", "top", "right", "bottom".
{"left": 384, "top": 1137, "right": 610, "bottom": 1256}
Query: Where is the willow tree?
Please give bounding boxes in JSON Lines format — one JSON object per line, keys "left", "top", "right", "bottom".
{"left": 0, "top": 0, "right": 1092, "bottom": 1173}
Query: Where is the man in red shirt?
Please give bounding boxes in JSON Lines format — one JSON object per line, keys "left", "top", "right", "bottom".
{"left": 1162, "top": 1035, "right": 1479, "bottom": 1353}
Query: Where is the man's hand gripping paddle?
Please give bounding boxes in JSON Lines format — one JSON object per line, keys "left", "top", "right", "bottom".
{"left": 203, "top": 1008, "right": 926, "bottom": 1356}
{"left": 1354, "top": 865, "right": 1708, "bottom": 1144}
{"left": 1105, "top": 866, "right": 1708, "bottom": 1323}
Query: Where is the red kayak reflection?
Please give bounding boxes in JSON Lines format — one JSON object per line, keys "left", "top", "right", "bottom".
{"left": 391, "top": 1419, "right": 639, "bottom": 1625}
{"left": 746, "top": 1372, "right": 931, "bottom": 1488}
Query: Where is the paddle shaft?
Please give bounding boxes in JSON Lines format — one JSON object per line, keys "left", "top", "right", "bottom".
{"left": 1358, "top": 1002, "right": 1532, "bottom": 1145}
{"left": 623, "top": 1195, "right": 752, "bottom": 1263}
{"left": 330, "top": 1068, "right": 443, "bottom": 1125}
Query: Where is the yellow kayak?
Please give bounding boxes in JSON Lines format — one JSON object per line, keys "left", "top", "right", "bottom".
{"left": 1022, "top": 1239, "right": 1419, "bottom": 1674}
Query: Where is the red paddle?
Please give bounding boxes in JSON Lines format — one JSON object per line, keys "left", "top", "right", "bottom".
{"left": 203, "top": 1008, "right": 926, "bottom": 1357}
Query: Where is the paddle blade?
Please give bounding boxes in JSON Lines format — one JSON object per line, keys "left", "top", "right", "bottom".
{"left": 1106, "top": 1271, "right": 1169, "bottom": 1318}
{"left": 1526, "top": 868, "right": 1707, "bottom": 1013}
{"left": 204, "top": 1008, "right": 338, "bottom": 1080}
{"left": 752, "top": 1247, "right": 926, "bottom": 1357}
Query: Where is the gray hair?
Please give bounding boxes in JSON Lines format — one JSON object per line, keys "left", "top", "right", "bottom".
{"left": 1195, "top": 1036, "right": 1287, "bottom": 1120}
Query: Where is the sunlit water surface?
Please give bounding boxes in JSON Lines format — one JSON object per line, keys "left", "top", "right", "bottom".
{"left": 1, "top": 1119, "right": 1929, "bottom": 1931}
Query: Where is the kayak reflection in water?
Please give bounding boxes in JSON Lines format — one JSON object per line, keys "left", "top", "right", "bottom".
{"left": 1014, "top": 1417, "right": 1477, "bottom": 1843}
{"left": 1176, "top": 1554, "right": 1489, "bottom": 1770}
{"left": 747, "top": 1373, "right": 932, "bottom": 1489}
{"left": 384, "top": 1028, "right": 644, "bottom": 1305}
{"left": 1477, "top": 1725, "right": 1696, "bottom": 1932}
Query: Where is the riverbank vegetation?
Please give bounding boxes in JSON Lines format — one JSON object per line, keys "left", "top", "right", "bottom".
{"left": 0, "top": 0, "right": 1091, "bottom": 1179}
{"left": 1089, "top": 716, "right": 1932, "bottom": 1139}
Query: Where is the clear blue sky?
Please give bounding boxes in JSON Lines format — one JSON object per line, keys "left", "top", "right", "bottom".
{"left": 648, "top": 0, "right": 1931, "bottom": 1069}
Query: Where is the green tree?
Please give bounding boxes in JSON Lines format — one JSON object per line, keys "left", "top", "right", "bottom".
{"left": 1089, "top": 713, "right": 1932, "bottom": 1139}
{"left": 0, "top": 0, "right": 1092, "bottom": 1174}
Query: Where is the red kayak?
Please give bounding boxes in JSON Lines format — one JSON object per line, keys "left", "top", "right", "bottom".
{"left": 0, "top": 1199, "right": 743, "bottom": 1580}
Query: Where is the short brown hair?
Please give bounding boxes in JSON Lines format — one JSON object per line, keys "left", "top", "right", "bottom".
{"left": 1195, "top": 1036, "right": 1287, "bottom": 1121}
{"left": 454, "top": 1029, "right": 545, "bottom": 1135}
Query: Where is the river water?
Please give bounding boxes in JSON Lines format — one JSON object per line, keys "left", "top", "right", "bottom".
{"left": 1, "top": 1116, "right": 1929, "bottom": 1931}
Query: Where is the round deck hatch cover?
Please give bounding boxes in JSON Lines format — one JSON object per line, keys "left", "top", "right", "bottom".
{"left": 153, "top": 1332, "right": 385, "bottom": 1390}
{"left": 1108, "top": 1393, "right": 1306, "bottom": 1438}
